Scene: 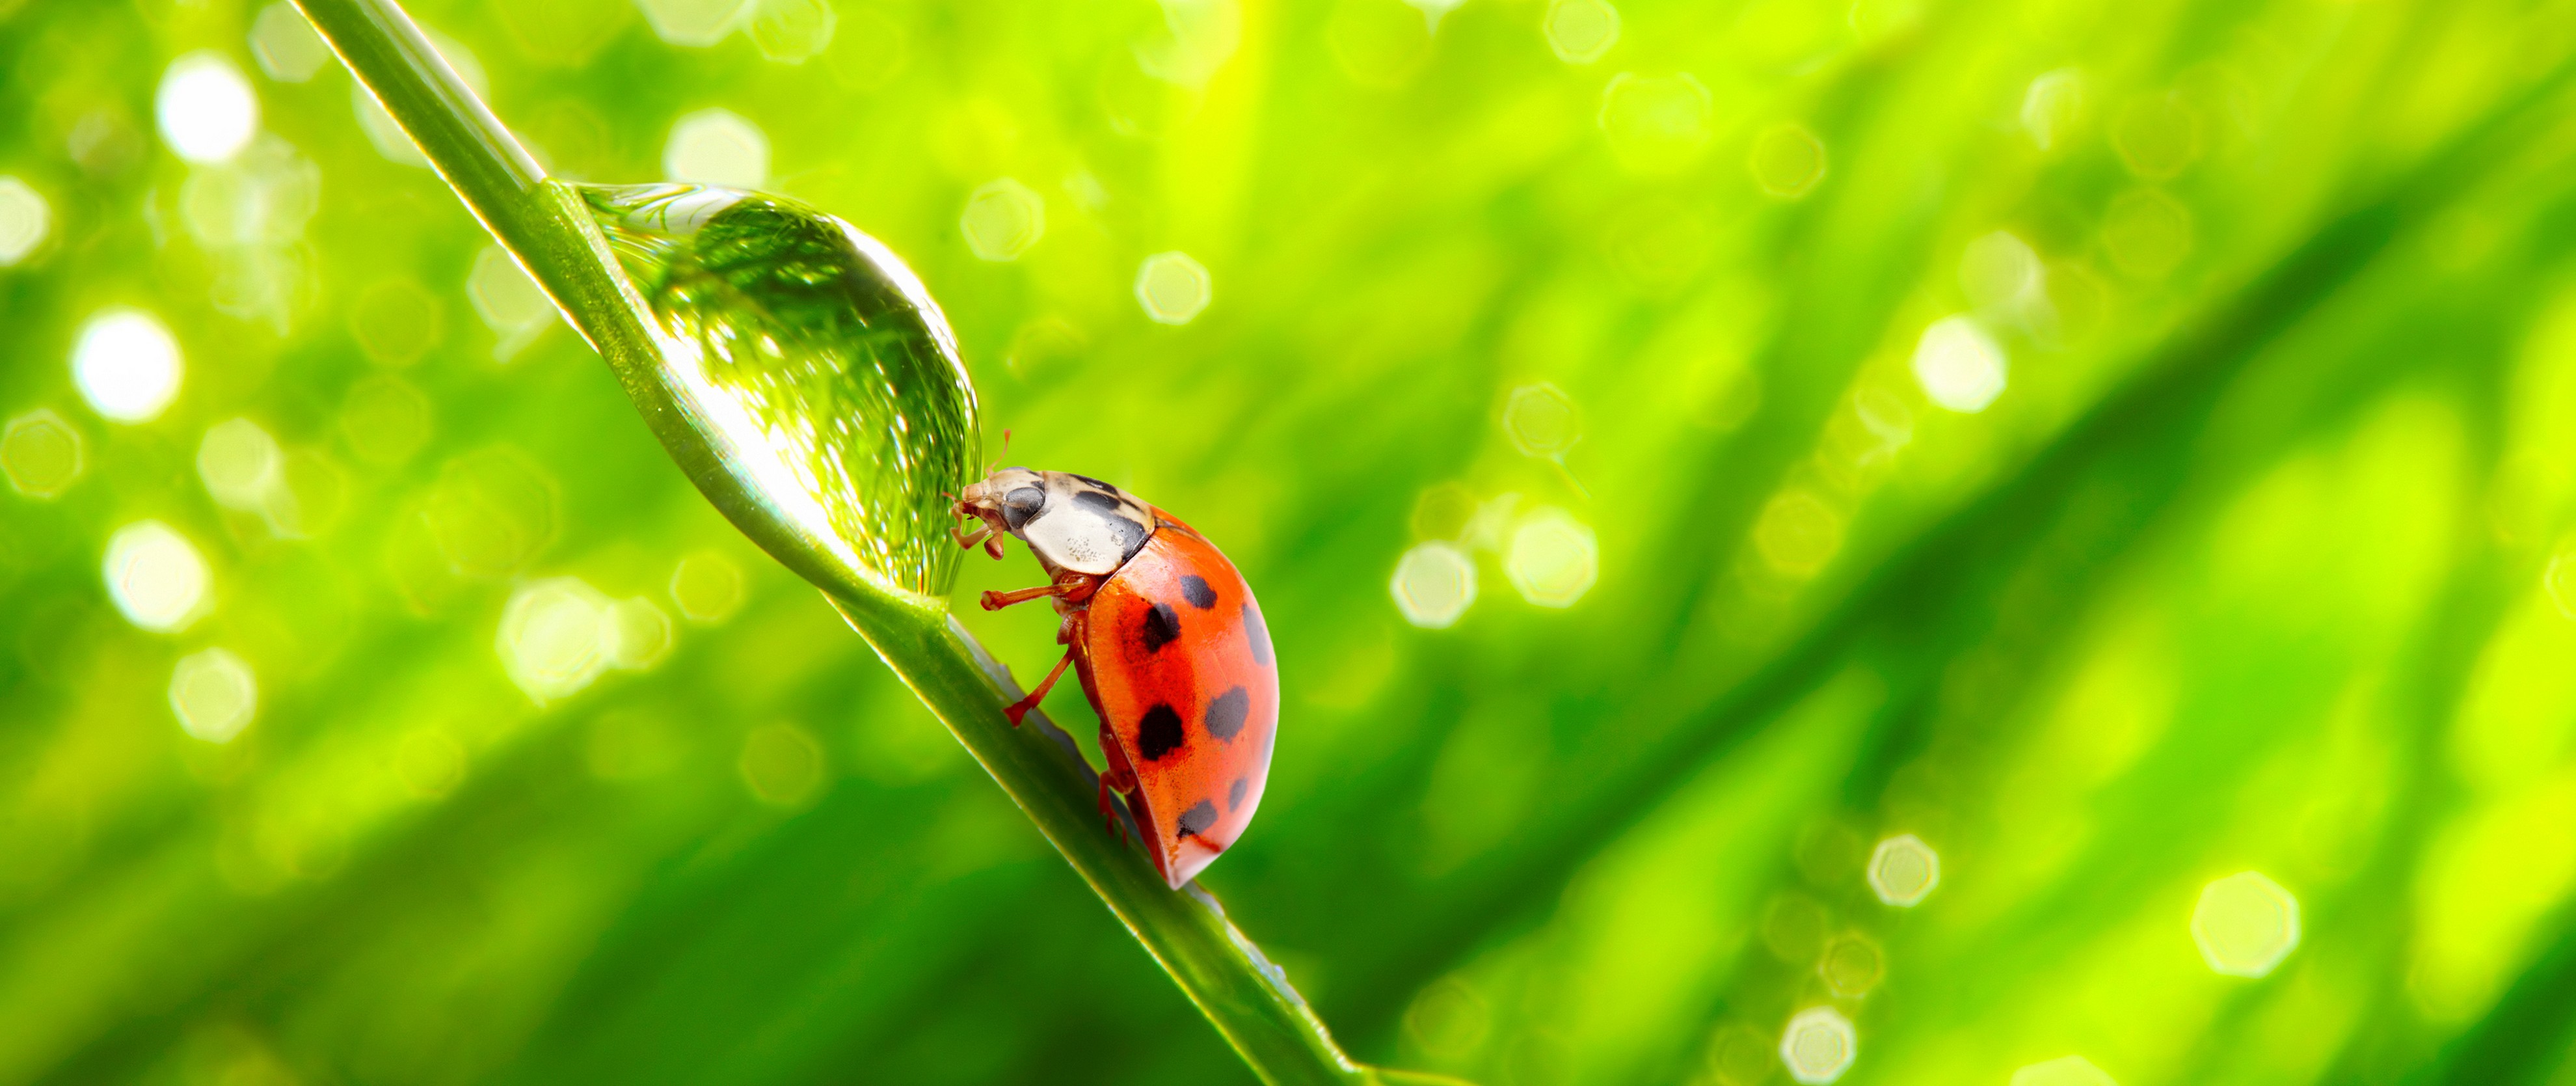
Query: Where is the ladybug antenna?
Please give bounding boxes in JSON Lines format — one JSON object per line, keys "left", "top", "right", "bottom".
{"left": 984, "top": 428, "right": 1013, "bottom": 478}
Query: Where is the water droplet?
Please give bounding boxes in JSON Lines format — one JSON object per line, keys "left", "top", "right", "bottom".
{"left": 171, "top": 647, "right": 258, "bottom": 743}
{"left": 1778, "top": 1007, "right": 1856, "bottom": 1084}
{"left": 1543, "top": 0, "right": 1619, "bottom": 62}
{"left": 0, "top": 176, "right": 50, "bottom": 265}
{"left": 73, "top": 309, "right": 183, "bottom": 424}
{"left": 584, "top": 183, "right": 980, "bottom": 597}
{"left": 2192, "top": 870, "right": 2301, "bottom": 977}
{"left": 2, "top": 409, "right": 85, "bottom": 498}
{"left": 158, "top": 53, "right": 259, "bottom": 165}
{"left": 1136, "top": 251, "right": 1213, "bottom": 324}
{"left": 1867, "top": 833, "right": 1939, "bottom": 906}
{"left": 250, "top": 3, "right": 332, "bottom": 83}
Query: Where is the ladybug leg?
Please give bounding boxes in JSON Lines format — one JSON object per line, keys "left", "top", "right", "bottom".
{"left": 980, "top": 572, "right": 1101, "bottom": 612}
{"left": 1097, "top": 724, "right": 1140, "bottom": 842}
{"left": 980, "top": 584, "right": 1065, "bottom": 610}
{"left": 1002, "top": 649, "right": 1074, "bottom": 727}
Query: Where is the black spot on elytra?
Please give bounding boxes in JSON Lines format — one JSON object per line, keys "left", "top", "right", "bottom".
{"left": 1180, "top": 575, "right": 1218, "bottom": 609}
{"left": 1001, "top": 486, "right": 1045, "bottom": 530}
{"left": 1073, "top": 489, "right": 1123, "bottom": 513}
{"left": 1068, "top": 473, "right": 1118, "bottom": 492}
{"left": 1205, "top": 685, "right": 1249, "bottom": 740}
{"left": 1176, "top": 798, "right": 1219, "bottom": 837}
{"left": 1228, "top": 776, "right": 1248, "bottom": 811}
{"left": 1242, "top": 604, "right": 1272, "bottom": 666}
{"left": 1142, "top": 603, "right": 1181, "bottom": 651}
{"left": 1137, "top": 704, "right": 1185, "bottom": 761}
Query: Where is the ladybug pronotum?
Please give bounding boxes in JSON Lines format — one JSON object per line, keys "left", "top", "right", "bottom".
{"left": 954, "top": 468, "right": 1279, "bottom": 888}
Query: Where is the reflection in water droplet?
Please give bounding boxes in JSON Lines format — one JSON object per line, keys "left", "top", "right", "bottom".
{"left": 585, "top": 183, "right": 979, "bottom": 597}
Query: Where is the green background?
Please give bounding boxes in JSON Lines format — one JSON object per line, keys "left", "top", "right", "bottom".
{"left": 8, "top": 0, "right": 2576, "bottom": 1083}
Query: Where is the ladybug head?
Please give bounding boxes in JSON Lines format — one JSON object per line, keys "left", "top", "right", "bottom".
{"left": 956, "top": 467, "right": 1049, "bottom": 536}
{"left": 957, "top": 468, "right": 1157, "bottom": 577}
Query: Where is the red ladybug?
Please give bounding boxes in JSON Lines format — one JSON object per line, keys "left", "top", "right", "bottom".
{"left": 954, "top": 468, "right": 1278, "bottom": 888}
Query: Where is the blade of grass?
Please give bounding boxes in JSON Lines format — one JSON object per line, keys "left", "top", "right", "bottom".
{"left": 284, "top": 2, "right": 1435, "bottom": 1081}
{"left": 1328, "top": 50, "right": 2576, "bottom": 1042}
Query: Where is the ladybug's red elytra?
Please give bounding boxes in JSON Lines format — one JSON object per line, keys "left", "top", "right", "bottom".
{"left": 954, "top": 468, "right": 1278, "bottom": 889}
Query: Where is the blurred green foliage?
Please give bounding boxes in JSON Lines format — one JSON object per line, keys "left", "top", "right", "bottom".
{"left": 10, "top": 0, "right": 2576, "bottom": 1083}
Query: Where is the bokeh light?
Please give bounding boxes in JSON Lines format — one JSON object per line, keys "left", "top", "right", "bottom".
{"left": 2192, "top": 871, "right": 2301, "bottom": 978}
{"left": 1778, "top": 1007, "right": 1856, "bottom": 1085}
{"left": 1598, "top": 72, "right": 1711, "bottom": 171}
{"left": 2020, "top": 69, "right": 2084, "bottom": 150}
{"left": 671, "top": 551, "right": 747, "bottom": 623}
{"left": 2, "top": 409, "right": 85, "bottom": 498}
{"left": 641, "top": 0, "right": 751, "bottom": 48}
{"left": 664, "top": 108, "right": 769, "bottom": 188}
{"left": 498, "top": 576, "right": 613, "bottom": 702}
{"left": 1136, "top": 251, "right": 1212, "bottom": 325}
{"left": 1505, "top": 508, "right": 1597, "bottom": 608}
{"left": 1911, "top": 315, "right": 2007, "bottom": 413}
{"left": 748, "top": 0, "right": 837, "bottom": 62}
{"left": 740, "top": 722, "right": 825, "bottom": 804}
{"left": 1391, "top": 542, "right": 1477, "bottom": 629}
{"left": 1542, "top": 0, "right": 1619, "bottom": 63}
{"left": 961, "top": 178, "right": 1045, "bottom": 262}
{"left": 1819, "top": 934, "right": 1884, "bottom": 998}
{"left": 466, "top": 244, "right": 556, "bottom": 357}
{"left": 2547, "top": 551, "right": 2576, "bottom": 620}
{"left": 0, "top": 176, "right": 49, "bottom": 265}
{"left": 1868, "top": 834, "right": 1940, "bottom": 906}
{"left": 2102, "top": 189, "right": 2195, "bottom": 278}
{"left": 169, "top": 647, "right": 258, "bottom": 744}
{"left": 72, "top": 309, "right": 183, "bottom": 424}
{"left": 1750, "top": 124, "right": 1827, "bottom": 198}
{"left": 102, "top": 521, "right": 211, "bottom": 633}
{"left": 249, "top": 3, "right": 332, "bottom": 82}
{"left": 157, "top": 52, "right": 259, "bottom": 164}
{"left": 604, "top": 597, "right": 677, "bottom": 670}
{"left": 2012, "top": 1056, "right": 2117, "bottom": 1086}
{"left": 198, "top": 418, "right": 284, "bottom": 514}
{"left": 1503, "top": 383, "right": 1580, "bottom": 459}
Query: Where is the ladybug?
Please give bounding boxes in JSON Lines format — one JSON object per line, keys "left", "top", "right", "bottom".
{"left": 954, "top": 468, "right": 1278, "bottom": 889}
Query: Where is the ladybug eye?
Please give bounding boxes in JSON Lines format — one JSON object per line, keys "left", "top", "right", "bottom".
{"left": 1001, "top": 486, "right": 1045, "bottom": 530}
